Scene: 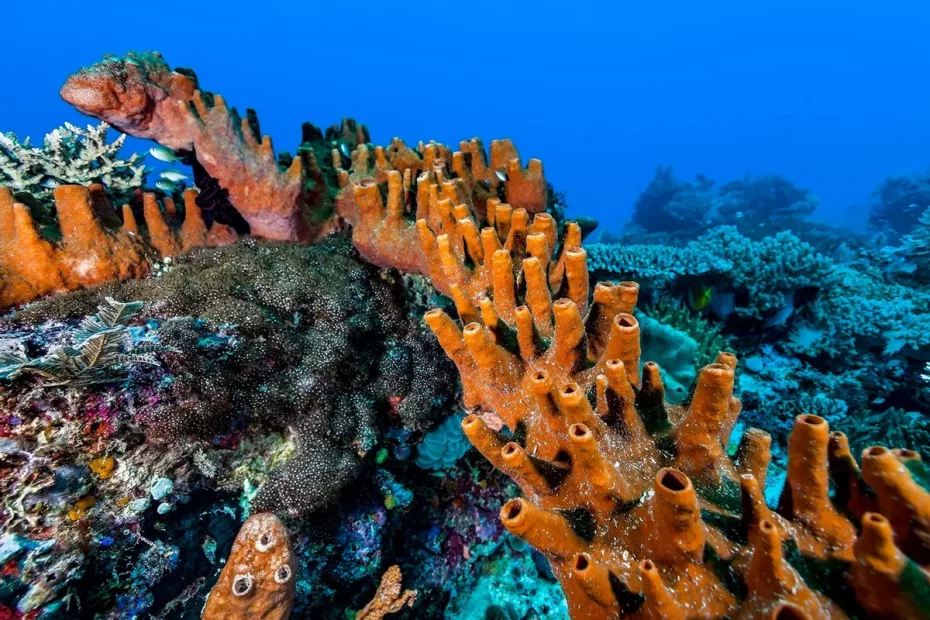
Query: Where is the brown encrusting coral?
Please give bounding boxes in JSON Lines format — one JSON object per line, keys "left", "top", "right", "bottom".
{"left": 0, "top": 185, "right": 234, "bottom": 308}
{"left": 333, "top": 137, "right": 549, "bottom": 285}
{"left": 424, "top": 222, "right": 930, "bottom": 618}
{"left": 60, "top": 52, "right": 321, "bottom": 242}
{"left": 356, "top": 565, "right": 417, "bottom": 620}
{"left": 202, "top": 512, "right": 296, "bottom": 620}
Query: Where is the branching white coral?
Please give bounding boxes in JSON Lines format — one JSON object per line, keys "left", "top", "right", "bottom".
{"left": 0, "top": 121, "right": 146, "bottom": 199}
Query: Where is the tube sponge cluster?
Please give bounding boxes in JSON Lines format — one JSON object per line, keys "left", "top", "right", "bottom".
{"left": 424, "top": 216, "right": 930, "bottom": 618}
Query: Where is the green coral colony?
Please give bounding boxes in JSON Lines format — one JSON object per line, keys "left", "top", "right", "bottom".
{"left": 0, "top": 51, "right": 928, "bottom": 620}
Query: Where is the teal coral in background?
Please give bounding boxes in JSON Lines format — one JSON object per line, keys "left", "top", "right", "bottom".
{"left": 416, "top": 412, "right": 473, "bottom": 471}
{"left": 636, "top": 311, "right": 698, "bottom": 404}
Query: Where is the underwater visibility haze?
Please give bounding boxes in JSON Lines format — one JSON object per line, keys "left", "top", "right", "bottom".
{"left": 0, "top": 1, "right": 929, "bottom": 618}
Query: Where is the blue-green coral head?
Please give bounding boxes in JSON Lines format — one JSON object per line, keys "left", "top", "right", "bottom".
{"left": 416, "top": 412, "right": 472, "bottom": 471}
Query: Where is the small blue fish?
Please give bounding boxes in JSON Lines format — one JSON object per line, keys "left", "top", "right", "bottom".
{"left": 155, "top": 179, "right": 179, "bottom": 192}
{"left": 39, "top": 177, "right": 61, "bottom": 189}
{"left": 149, "top": 145, "right": 179, "bottom": 163}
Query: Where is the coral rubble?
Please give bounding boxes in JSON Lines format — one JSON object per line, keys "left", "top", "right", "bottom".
{"left": 0, "top": 184, "right": 235, "bottom": 308}
{"left": 424, "top": 221, "right": 930, "bottom": 618}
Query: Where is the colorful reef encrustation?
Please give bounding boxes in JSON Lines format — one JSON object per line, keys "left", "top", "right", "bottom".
{"left": 0, "top": 50, "right": 928, "bottom": 620}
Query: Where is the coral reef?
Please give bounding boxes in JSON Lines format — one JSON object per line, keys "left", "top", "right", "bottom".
{"left": 425, "top": 220, "right": 930, "bottom": 618}
{"left": 61, "top": 52, "right": 321, "bottom": 242}
{"left": 1, "top": 297, "right": 157, "bottom": 386}
{"left": 714, "top": 174, "right": 818, "bottom": 236}
{"left": 0, "top": 47, "right": 927, "bottom": 620}
{"left": 841, "top": 407, "right": 930, "bottom": 462}
{"left": 629, "top": 166, "right": 716, "bottom": 237}
{"left": 4, "top": 238, "right": 455, "bottom": 517}
{"left": 202, "top": 512, "right": 296, "bottom": 619}
{"left": 870, "top": 172, "right": 930, "bottom": 237}
{"left": 0, "top": 184, "right": 236, "bottom": 309}
{"left": 628, "top": 168, "right": 819, "bottom": 240}
{"left": 900, "top": 206, "right": 930, "bottom": 282}
{"left": 587, "top": 226, "right": 829, "bottom": 321}
{"left": 57, "top": 52, "right": 565, "bottom": 313}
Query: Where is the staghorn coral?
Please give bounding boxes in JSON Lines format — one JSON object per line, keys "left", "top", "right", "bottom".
{"left": 333, "top": 136, "right": 550, "bottom": 285}
{"left": 0, "top": 184, "right": 236, "bottom": 309}
{"left": 425, "top": 220, "right": 930, "bottom": 618}
{"left": 356, "top": 565, "right": 417, "bottom": 620}
{"left": 840, "top": 407, "right": 930, "bottom": 463}
{"left": 61, "top": 52, "right": 325, "bottom": 242}
{"left": 0, "top": 121, "right": 145, "bottom": 206}
{"left": 202, "top": 512, "right": 296, "bottom": 619}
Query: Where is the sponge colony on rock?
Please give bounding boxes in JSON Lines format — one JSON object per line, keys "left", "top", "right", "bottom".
{"left": 60, "top": 52, "right": 319, "bottom": 242}
{"left": 426, "top": 218, "right": 930, "bottom": 619}
{"left": 0, "top": 185, "right": 235, "bottom": 309}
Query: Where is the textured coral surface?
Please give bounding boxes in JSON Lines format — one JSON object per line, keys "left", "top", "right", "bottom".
{"left": 0, "top": 49, "right": 926, "bottom": 620}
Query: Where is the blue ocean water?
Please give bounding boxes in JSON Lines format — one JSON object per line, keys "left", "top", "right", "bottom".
{"left": 2, "top": 3, "right": 930, "bottom": 619}
{"left": 4, "top": 0, "right": 930, "bottom": 233}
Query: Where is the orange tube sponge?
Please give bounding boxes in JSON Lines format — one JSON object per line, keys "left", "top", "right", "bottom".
{"left": 333, "top": 137, "right": 551, "bottom": 289}
{"left": 424, "top": 219, "right": 930, "bottom": 619}
{"left": 0, "top": 185, "right": 236, "bottom": 309}
{"left": 202, "top": 513, "right": 296, "bottom": 620}
{"left": 61, "top": 52, "right": 319, "bottom": 242}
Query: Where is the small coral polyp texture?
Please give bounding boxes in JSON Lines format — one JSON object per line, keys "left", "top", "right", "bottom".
{"left": 425, "top": 217, "right": 930, "bottom": 618}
